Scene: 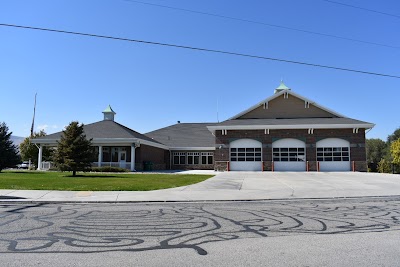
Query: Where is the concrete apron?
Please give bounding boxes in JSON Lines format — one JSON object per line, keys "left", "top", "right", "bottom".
{"left": 0, "top": 172, "right": 399, "bottom": 202}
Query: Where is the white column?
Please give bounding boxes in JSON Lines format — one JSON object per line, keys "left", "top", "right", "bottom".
{"left": 37, "top": 145, "right": 43, "bottom": 170}
{"left": 131, "top": 144, "right": 136, "bottom": 171}
{"left": 98, "top": 146, "right": 102, "bottom": 167}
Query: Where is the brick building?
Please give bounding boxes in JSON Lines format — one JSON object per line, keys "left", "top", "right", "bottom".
{"left": 33, "top": 82, "right": 374, "bottom": 172}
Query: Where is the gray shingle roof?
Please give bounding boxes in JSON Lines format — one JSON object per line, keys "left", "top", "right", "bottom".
{"left": 146, "top": 123, "right": 217, "bottom": 148}
{"left": 217, "top": 117, "right": 373, "bottom": 126}
{"left": 34, "top": 120, "right": 162, "bottom": 144}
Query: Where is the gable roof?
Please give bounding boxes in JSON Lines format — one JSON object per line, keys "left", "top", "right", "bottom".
{"left": 146, "top": 123, "right": 217, "bottom": 150}
{"left": 207, "top": 117, "right": 374, "bottom": 131}
{"left": 32, "top": 120, "right": 168, "bottom": 149}
{"left": 229, "top": 89, "right": 345, "bottom": 120}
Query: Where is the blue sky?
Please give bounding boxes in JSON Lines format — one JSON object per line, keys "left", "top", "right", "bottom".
{"left": 1, "top": 0, "right": 399, "bottom": 140}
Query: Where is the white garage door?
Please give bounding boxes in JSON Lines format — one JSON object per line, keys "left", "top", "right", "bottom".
{"left": 230, "top": 139, "right": 262, "bottom": 171}
{"left": 273, "top": 138, "right": 306, "bottom": 171}
{"left": 317, "top": 138, "right": 350, "bottom": 172}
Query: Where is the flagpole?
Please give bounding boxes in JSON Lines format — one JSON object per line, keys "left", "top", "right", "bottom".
{"left": 30, "top": 93, "right": 37, "bottom": 138}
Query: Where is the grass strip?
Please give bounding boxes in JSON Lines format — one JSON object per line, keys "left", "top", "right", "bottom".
{"left": 0, "top": 171, "right": 213, "bottom": 191}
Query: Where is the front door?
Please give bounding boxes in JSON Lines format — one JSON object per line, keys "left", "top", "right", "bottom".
{"left": 119, "top": 150, "right": 127, "bottom": 168}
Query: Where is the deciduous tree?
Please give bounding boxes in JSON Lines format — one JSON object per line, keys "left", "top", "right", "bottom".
{"left": 366, "top": 138, "right": 386, "bottom": 172}
{"left": 387, "top": 128, "right": 400, "bottom": 144}
{"left": 390, "top": 139, "right": 400, "bottom": 166}
{"left": 20, "top": 130, "right": 52, "bottom": 168}
{"left": 0, "top": 122, "right": 20, "bottom": 172}
{"left": 377, "top": 158, "right": 391, "bottom": 173}
{"left": 53, "top": 122, "right": 96, "bottom": 176}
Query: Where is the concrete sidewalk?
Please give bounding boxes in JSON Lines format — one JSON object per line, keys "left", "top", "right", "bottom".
{"left": 1, "top": 171, "right": 399, "bottom": 202}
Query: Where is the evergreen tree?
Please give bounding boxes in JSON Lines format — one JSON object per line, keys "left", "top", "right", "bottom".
{"left": 20, "top": 130, "right": 53, "bottom": 168}
{"left": 53, "top": 121, "right": 96, "bottom": 176}
{"left": 0, "top": 122, "right": 20, "bottom": 172}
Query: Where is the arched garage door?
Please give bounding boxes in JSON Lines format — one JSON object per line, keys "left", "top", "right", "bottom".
{"left": 230, "top": 139, "right": 262, "bottom": 171}
{"left": 273, "top": 138, "right": 306, "bottom": 171}
{"left": 317, "top": 138, "right": 350, "bottom": 171}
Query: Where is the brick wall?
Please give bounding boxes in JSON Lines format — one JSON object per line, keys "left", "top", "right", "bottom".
{"left": 215, "top": 128, "right": 367, "bottom": 172}
{"left": 136, "top": 145, "right": 168, "bottom": 170}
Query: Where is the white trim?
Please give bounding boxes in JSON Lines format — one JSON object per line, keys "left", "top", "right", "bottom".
{"left": 98, "top": 146, "right": 102, "bottom": 168}
{"left": 37, "top": 145, "right": 43, "bottom": 171}
{"left": 31, "top": 137, "right": 169, "bottom": 150}
{"left": 208, "top": 123, "right": 375, "bottom": 132}
{"left": 228, "top": 89, "right": 346, "bottom": 120}
{"left": 130, "top": 144, "right": 136, "bottom": 171}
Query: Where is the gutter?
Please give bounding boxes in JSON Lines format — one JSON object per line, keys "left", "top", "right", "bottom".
{"left": 207, "top": 123, "right": 375, "bottom": 133}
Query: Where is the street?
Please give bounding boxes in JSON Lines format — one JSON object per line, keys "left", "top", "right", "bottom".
{"left": 1, "top": 197, "right": 399, "bottom": 266}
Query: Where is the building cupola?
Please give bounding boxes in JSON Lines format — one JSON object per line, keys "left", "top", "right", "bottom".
{"left": 102, "top": 105, "right": 116, "bottom": 121}
{"left": 274, "top": 80, "right": 291, "bottom": 94}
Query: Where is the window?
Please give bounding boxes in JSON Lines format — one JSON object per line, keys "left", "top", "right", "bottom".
{"left": 201, "top": 152, "right": 214, "bottom": 165}
{"left": 230, "top": 148, "right": 261, "bottom": 162}
{"left": 173, "top": 152, "right": 186, "bottom": 165}
{"left": 317, "top": 147, "right": 349, "bottom": 162}
{"left": 273, "top": 147, "right": 305, "bottom": 162}
{"left": 102, "top": 147, "right": 110, "bottom": 162}
{"left": 111, "top": 148, "right": 119, "bottom": 162}
{"left": 187, "top": 152, "right": 200, "bottom": 165}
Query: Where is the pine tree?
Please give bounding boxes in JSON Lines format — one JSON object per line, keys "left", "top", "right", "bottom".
{"left": 0, "top": 122, "right": 20, "bottom": 172}
{"left": 53, "top": 121, "right": 96, "bottom": 176}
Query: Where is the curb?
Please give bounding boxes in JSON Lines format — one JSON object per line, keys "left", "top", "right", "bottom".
{"left": 1, "top": 195, "right": 399, "bottom": 205}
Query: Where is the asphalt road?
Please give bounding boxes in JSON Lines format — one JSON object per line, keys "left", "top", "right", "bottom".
{"left": 1, "top": 197, "right": 400, "bottom": 266}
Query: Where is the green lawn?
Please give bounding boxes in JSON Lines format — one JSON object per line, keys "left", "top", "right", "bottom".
{"left": 0, "top": 171, "right": 213, "bottom": 191}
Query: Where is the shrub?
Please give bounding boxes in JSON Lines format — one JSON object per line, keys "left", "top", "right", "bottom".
{"left": 91, "top": 166, "right": 129, "bottom": 173}
{"left": 377, "top": 159, "right": 391, "bottom": 173}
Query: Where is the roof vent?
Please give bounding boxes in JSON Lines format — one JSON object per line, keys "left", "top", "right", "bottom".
{"left": 102, "top": 105, "right": 116, "bottom": 121}
{"left": 177, "top": 121, "right": 181, "bottom": 124}
{"left": 274, "top": 80, "right": 291, "bottom": 94}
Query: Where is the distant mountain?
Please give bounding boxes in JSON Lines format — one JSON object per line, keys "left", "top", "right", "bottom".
{"left": 11, "top": 135, "right": 25, "bottom": 147}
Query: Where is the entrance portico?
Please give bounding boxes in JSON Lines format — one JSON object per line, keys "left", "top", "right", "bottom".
{"left": 93, "top": 142, "right": 139, "bottom": 171}
{"left": 32, "top": 105, "right": 168, "bottom": 171}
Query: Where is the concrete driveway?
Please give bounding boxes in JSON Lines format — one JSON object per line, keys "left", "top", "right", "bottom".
{"left": 1, "top": 171, "right": 399, "bottom": 202}
{"left": 180, "top": 171, "right": 400, "bottom": 199}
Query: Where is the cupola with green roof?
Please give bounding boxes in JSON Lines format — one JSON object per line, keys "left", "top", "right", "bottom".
{"left": 102, "top": 105, "right": 116, "bottom": 121}
{"left": 274, "top": 80, "right": 291, "bottom": 94}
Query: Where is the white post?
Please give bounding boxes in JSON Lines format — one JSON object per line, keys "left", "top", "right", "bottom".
{"left": 98, "top": 146, "right": 102, "bottom": 167}
{"left": 131, "top": 144, "right": 136, "bottom": 171}
{"left": 37, "top": 145, "right": 43, "bottom": 170}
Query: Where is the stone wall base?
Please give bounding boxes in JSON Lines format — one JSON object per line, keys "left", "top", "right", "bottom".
{"left": 214, "top": 161, "right": 229, "bottom": 171}
{"left": 171, "top": 164, "right": 214, "bottom": 170}
{"left": 263, "top": 161, "right": 273, "bottom": 171}
{"left": 308, "top": 161, "right": 318, "bottom": 172}
{"left": 354, "top": 161, "right": 367, "bottom": 172}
